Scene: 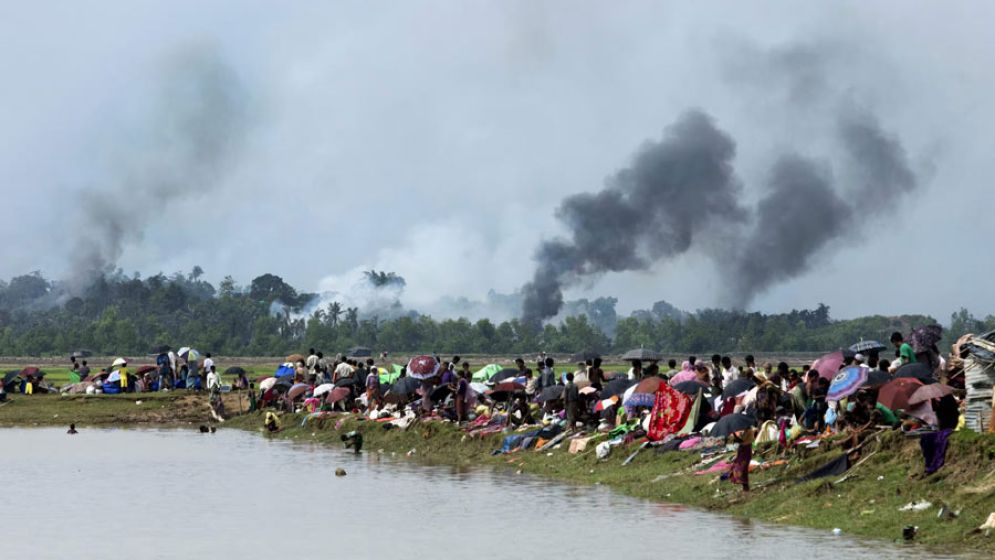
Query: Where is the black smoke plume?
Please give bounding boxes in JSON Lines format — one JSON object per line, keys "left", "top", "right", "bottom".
{"left": 522, "top": 108, "right": 918, "bottom": 325}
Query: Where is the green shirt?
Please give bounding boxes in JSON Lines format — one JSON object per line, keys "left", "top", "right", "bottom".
{"left": 876, "top": 403, "right": 899, "bottom": 425}
{"left": 899, "top": 343, "right": 916, "bottom": 365}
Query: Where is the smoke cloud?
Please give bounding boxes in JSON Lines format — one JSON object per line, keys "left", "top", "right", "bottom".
{"left": 522, "top": 106, "right": 918, "bottom": 324}
{"left": 69, "top": 45, "right": 249, "bottom": 289}
{"left": 521, "top": 110, "right": 747, "bottom": 326}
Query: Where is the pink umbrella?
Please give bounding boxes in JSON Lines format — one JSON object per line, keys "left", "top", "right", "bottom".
{"left": 811, "top": 350, "right": 844, "bottom": 380}
{"left": 287, "top": 383, "right": 309, "bottom": 400}
{"left": 325, "top": 387, "right": 352, "bottom": 404}
{"left": 669, "top": 370, "right": 697, "bottom": 385}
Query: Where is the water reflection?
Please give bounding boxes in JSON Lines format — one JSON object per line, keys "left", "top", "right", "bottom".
{"left": 0, "top": 428, "right": 979, "bottom": 560}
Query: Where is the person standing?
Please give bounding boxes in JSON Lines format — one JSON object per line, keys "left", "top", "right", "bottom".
{"left": 564, "top": 372, "right": 579, "bottom": 430}
{"left": 78, "top": 360, "right": 91, "bottom": 381}
{"left": 68, "top": 363, "right": 81, "bottom": 385}
{"left": 365, "top": 366, "right": 381, "bottom": 412}
{"left": 539, "top": 357, "right": 556, "bottom": 390}
{"left": 721, "top": 356, "right": 739, "bottom": 388}
{"left": 305, "top": 349, "right": 318, "bottom": 374}
{"left": 890, "top": 332, "right": 916, "bottom": 370}
{"left": 202, "top": 353, "right": 215, "bottom": 377}
{"left": 206, "top": 365, "right": 221, "bottom": 392}
{"left": 454, "top": 369, "right": 469, "bottom": 424}
{"left": 589, "top": 358, "right": 605, "bottom": 388}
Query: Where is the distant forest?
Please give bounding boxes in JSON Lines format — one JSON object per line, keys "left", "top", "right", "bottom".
{"left": 0, "top": 269, "right": 989, "bottom": 357}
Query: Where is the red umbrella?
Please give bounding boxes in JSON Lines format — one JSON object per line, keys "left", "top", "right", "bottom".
{"left": 135, "top": 365, "right": 156, "bottom": 375}
{"left": 878, "top": 378, "right": 923, "bottom": 411}
{"left": 908, "top": 384, "right": 954, "bottom": 406}
{"left": 811, "top": 351, "right": 844, "bottom": 380}
{"left": 21, "top": 366, "right": 42, "bottom": 378}
{"left": 407, "top": 355, "right": 440, "bottom": 380}
{"left": 486, "top": 382, "right": 525, "bottom": 402}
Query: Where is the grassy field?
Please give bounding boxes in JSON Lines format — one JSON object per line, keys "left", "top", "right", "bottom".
{"left": 226, "top": 412, "right": 995, "bottom": 554}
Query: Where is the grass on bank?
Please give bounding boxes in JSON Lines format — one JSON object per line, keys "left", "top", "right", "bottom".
{"left": 226, "top": 412, "right": 995, "bottom": 554}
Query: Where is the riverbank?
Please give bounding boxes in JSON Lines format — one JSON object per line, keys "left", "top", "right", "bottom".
{"left": 226, "top": 411, "right": 995, "bottom": 553}
{"left": 3, "top": 393, "right": 994, "bottom": 553}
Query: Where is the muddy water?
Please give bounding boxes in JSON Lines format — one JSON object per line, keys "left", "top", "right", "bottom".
{"left": 0, "top": 428, "right": 972, "bottom": 559}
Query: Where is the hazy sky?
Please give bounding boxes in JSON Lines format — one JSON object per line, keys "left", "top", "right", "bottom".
{"left": 1, "top": 1, "right": 993, "bottom": 321}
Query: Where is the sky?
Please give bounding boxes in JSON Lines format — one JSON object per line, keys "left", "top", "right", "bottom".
{"left": 1, "top": 1, "right": 993, "bottom": 321}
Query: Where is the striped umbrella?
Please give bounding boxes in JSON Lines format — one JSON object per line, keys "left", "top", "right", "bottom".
{"left": 828, "top": 366, "right": 868, "bottom": 401}
{"left": 849, "top": 340, "right": 886, "bottom": 353}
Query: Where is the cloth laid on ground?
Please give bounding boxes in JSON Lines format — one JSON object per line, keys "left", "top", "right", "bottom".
{"left": 679, "top": 436, "right": 702, "bottom": 450}
{"left": 696, "top": 460, "right": 733, "bottom": 475}
{"left": 798, "top": 453, "right": 851, "bottom": 482}
{"left": 920, "top": 429, "right": 953, "bottom": 474}
{"left": 569, "top": 436, "right": 596, "bottom": 454}
{"left": 595, "top": 437, "right": 625, "bottom": 459}
{"left": 499, "top": 430, "right": 540, "bottom": 454}
{"left": 647, "top": 384, "right": 692, "bottom": 441}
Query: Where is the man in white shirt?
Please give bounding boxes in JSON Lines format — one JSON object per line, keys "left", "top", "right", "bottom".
{"left": 305, "top": 349, "right": 318, "bottom": 373}
{"left": 720, "top": 356, "right": 739, "bottom": 388}
{"left": 334, "top": 360, "right": 355, "bottom": 383}
{"left": 206, "top": 365, "right": 221, "bottom": 392}
{"left": 202, "top": 353, "right": 215, "bottom": 376}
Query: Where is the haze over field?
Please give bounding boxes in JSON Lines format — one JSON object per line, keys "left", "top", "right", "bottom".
{"left": 2, "top": 1, "right": 993, "bottom": 321}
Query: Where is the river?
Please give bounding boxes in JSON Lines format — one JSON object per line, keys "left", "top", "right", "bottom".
{"left": 0, "top": 428, "right": 973, "bottom": 559}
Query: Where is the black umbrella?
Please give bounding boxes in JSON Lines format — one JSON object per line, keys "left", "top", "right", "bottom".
{"left": 536, "top": 385, "right": 564, "bottom": 403}
{"left": 384, "top": 376, "right": 422, "bottom": 403}
{"left": 335, "top": 377, "right": 359, "bottom": 388}
{"left": 150, "top": 345, "right": 171, "bottom": 355}
{"left": 722, "top": 378, "right": 756, "bottom": 399}
{"left": 709, "top": 413, "right": 758, "bottom": 437}
{"left": 3, "top": 370, "right": 20, "bottom": 384}
{"left": 71, "top": 349, "right": 93, "bottom": 358}
{"left": 894, "top": 362, "right": 936, "bottom": 384}
{"left": 489, "top": 368, "right": 521, "bottom": 385}
{"left": 224, "top": 366, "right": 247, "bottom": 376}
{"left": 865, "top": 370, "right": 892, "bottom": 388}
{"left": 849, "top": 340, "right": 886, "bottom": 353}
{"left": 672, "top": 381, "right": 706, "bottom": 396}
{"left": 601, "top": 377, "right": 636, "bottom": 399}
{"left": 273, "top": 377, "right": 294, "bottom": 392}
{"left": 348, "top": 346, "right": 372, "bottom": 358}
{"left": 621, "top": 348, "right": 661, "bottom": 362}
{"left": 570, "top": 351, "right": 600, "bottom": 363}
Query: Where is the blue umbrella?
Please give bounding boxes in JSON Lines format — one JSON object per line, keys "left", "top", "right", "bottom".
{"left": 828, "top": 366, "right": 868, "bottom": 401}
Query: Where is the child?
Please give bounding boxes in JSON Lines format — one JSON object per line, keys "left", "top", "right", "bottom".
{"left": 729, "top": 427, "right": 756, "bottom": 492}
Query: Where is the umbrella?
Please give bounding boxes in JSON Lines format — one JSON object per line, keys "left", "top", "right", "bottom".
{"left": 178, "top": 347, "right": 200, "bottom": 361}
{"left": 672, "top": 381, "right": 707, "bottom": 396}
{"left": 469, "top": 382, "right": 489, "bottom": 395}
{"left": 111, "top": 358, "right": 127, "bottom": 367}
{"left": 811, "top": 351, "right": 844, "bottom": 380}
{"left": 624, "top": 377, "right": 663, "bottom": 408}
{"left": 3, "top": 370, "right": 20, "bottom": 384}
{"left": 894, "top": 362, "right": 935, "bottom": 384}
{"left": 849, "top": 340, "right": 886, "bottom": 353}
{"left": 20, "top": 367, "right": 42, "bottom": 378}
{"left": 71, "top": 349, "right": 93, "bottom": 358}
{"left": 865, "top": 370, "right": 892, "bottom": 388}
{"left": 827, "top": 366, "right": 868, "bottom": 402}
{"left": 135, "top": 365, "right": 156, "bottom": 376}
{"left": 489, "top": 368, "right": 521, "bottom": 385}
{"left": 595, "top": 395, "right": 619, "bottom": 412}
{"left": 384, "top": 376, "right": 422, "bottom": 403}
{"left": 708, "top": 413, "right": 758, "bottom": 438}
{"left": 150, "top": 345, "right": 171, "bottom": 355}
{"left": 287, "top": 383, "right": 310, "bottom": 400}
{"left": 621, "top": 348, "right": 661, "bottom": 362}
{"left": 601, "top": 377, "right": 636, "bottom": 399}
{"left": 906, "top": 401, "right": 938, "bottom": 427}
{"left": 487, "top": 382, "right": 525, "bottom": 402}
{"left": 334, "top": 377, "right": 358, "bottom": 388}
{"left": 570, "top": 351, "right": 600, "bottom": 363}
{"left": 224, "top": 366, "right": 247, "bottom": 376}
{"left": 107, "top": 371, "right": 122, "bottom": 383}
{"left": 286, "top": 353, "right": 305, "bottom": 364}
{"left": 313, "top": 383, "right": 335, "bottom": 397}
{"left": 908, "top": 384, "right": 955, "bottom": 406}
{"left": 877, "top": 378, "right": 924, "bottom": 411}
{"left": 406, "top": 355, "right": 440, "bottom": 380}
{"left": 273, "top": 378, "right": 294, "bottom": 392}
{"left": 348, "top": 346, "right": 372, "bottom": 358}
{"left": 910, "top": 324, "right": 943, "bottom": 353}
{"left": 258, "top": 377, "right": 277, "bottom": 391}
{"left": 326, "top": 387, "right": 352, "bottom": 404}
{"left": 537, "top": 385, "right": 565, "bottom": 403}
{"left": 472, "top": 364, "right": 503, "bottom": 382}
{"left": 722, "top": 378, "right": 756, "bottom": 399}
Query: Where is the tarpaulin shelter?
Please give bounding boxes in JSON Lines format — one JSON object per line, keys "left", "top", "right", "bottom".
{"left": 472, "top": 364, "right": 503, "bottom": 382}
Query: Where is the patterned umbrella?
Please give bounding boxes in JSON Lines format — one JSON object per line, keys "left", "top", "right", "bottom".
{"left": 486, "top": 381, "right": 525, "bottom": 402}
{"left": 828, "top": 366, "right": 868, "bottom": 401}
{"left": 406, "top": 355, "right": 440, "bottom": 380}
{"left": 877, "top": 378, "right": 923, "bottom": 411}
{"left": 624, "top": 376, "right": 664, "bottom": 408}
{"left": 325, "top": 387, "right": 352, "bottom": 404}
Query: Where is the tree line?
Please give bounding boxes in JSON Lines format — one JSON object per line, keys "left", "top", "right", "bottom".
{"left": 0, "top": 270, "right": 984, "bottom": 357}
